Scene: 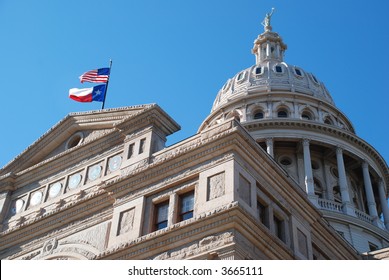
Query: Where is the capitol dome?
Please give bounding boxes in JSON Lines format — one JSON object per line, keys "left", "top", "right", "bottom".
{"left": 200, "top": 17, "right": 355, "bottom": 134}
{"left": 199, "top": 11, "right": 389, "bottom": 254}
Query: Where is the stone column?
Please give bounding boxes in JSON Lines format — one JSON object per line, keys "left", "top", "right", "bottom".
{"left": 266, "top": 42, "right": 270, "bottom": 57}
{"left": 378, "top": 179, "right": 389, "bottom": 230}
{"left": 362, "top": 161, "right": 379, "bottom": 224}
{"left": 266, "top": 138, "right": 274, "bottom": 158}
{"left": 302, "top": 139, "right": 317, "bottom": 206}
{"left": 335, "top": 147, "right": 354, "bottom": 216}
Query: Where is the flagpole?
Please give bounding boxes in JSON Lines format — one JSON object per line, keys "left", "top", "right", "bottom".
{"left": 101, "top": 59, "right": 112, "bottom": 110}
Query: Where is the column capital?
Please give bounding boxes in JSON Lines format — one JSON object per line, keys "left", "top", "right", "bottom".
{"left": 302, "top": 138, "right": 310, "bottom": 147}
{"left": 335, "top": 146, "right": 343, "bottom": 154}
{"left": 362, "top": 161, "right": 369, "bottom": 169}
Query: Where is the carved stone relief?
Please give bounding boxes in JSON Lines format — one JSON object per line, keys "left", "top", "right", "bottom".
{"left": 118, "top": 208, "right": 135, "bottom": 236}
{"left": 207, "top": 172, "right": 225, "bottom": 201}
{"left": 153, "top": 232, "right": 234, "bottom": 260}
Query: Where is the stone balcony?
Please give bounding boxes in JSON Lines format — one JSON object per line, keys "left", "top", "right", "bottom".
{"left": 317, "top": 198, "right": 386, "bottom": 230}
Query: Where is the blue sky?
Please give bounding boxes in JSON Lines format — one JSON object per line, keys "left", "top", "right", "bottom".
{"left": 0, "top": 0, "right": 388, "bottom": 171}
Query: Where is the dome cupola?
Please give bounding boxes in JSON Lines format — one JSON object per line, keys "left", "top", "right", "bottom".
{"left": 251, "top": 8, "right": 287, "bottom": 64}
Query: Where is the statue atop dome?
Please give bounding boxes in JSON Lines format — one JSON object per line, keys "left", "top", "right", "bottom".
{"left": 262, "top": 8, "right": 275, "bottom": 31}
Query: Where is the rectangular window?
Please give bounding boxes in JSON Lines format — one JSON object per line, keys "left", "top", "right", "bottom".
{"left": 128, "top": 143, "right": 134, "bottom": 159}
{"left": 179, "top": 191, "right": 194, "bottom": 221}
{"left": 255, "top": 67, "right": 262, "bottom": 75}
{"left": 274, "top": 215, "right": 285, "bottom": 242}
{"left": 275, "top": 65, "right": 283, "bottom": 73}
{"left": 154, "top": 201, "right": 169, "bottom": 231}
{"left": 139, "top": 138, "right": 146, "bottom": 154}
{"left": 257, "top": 200, "right": 269, "bottom": 228}
{"left": 297, "top": 228, "right": 308, "bottom": 258}
{"left": 239, "top": 174, "right": 251, "bottom": 206}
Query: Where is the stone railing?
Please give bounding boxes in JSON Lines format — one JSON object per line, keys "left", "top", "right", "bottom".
{"left": 354, "top": 208, "right": 374, "bottom": 224}
{"left": 318, "top": 198, "right": 378, "bottom": 227}
{"left": 318, "top": 198, "right": 343, "bottom": 213}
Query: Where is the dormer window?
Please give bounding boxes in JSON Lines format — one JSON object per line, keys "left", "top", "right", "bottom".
{"left": 222, "top": 79, "right": 231, "bottom": 92}
{"left": 255, "top": 67, "right": 263, "bottom": 75}
{"left": 236, "top": 71, "right": 245, "bottom": 82}
{"left": 294, "top": 67, "right": 304, "bottom": 77}
{"left": 311, "top": 74, "right": 319, "bottom": 84}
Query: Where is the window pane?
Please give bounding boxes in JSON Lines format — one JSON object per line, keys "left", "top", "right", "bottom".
{"left": 181, "top": 193, "right": 194, "bottom": 213}
{"left": 180, "top": 191, "right": 194, "bottom": 221}
{"left": 157, "top": 203, "right": 169, "bottom": 223}
{"left": 254, "top": 112, "right": 264, "bottom": 119}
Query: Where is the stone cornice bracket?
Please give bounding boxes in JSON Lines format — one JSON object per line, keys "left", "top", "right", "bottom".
{"left": 0, "top": 172, "right": 16, "bottom": 192}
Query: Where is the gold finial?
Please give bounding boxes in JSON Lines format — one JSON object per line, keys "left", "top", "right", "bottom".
{"left": 262, "top": 8, "right": 275, "bottom": 31}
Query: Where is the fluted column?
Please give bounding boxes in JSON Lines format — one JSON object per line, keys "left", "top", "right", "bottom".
{"left": 266, "top": 138, "right": 274, "bottom": 158}
{"left": 302, "top": 139, "right": 317, "bottom": 206}
{"left": 335, "top": 147, "right": 355, "bottom": 216}
{"left": 362, "top": 161, "right": 378, "bottom": 224}
{"left": 378, "top": 179, "right": 389, "bottom": 230}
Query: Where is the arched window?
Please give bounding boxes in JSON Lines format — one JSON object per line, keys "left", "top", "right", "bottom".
{"left": 301, "top": 110, "right": 313, "bottom": 120}
{"left": 277, "top": 110, "right": 288, "bottom": 118}
{"left": 253, "top": 111, "right": 264, "bottom": 119}
{"left": 324, "top": 117, "right": 333, "bottom": 125}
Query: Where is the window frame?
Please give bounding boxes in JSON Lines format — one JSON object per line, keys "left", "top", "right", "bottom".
{"left": 154, "top": 200, "right": 170, "bottom": 231}
{"left": 178, "top": 190, "right": 195, "bottom": 222}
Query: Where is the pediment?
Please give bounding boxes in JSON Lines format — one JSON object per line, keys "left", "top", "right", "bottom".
{"left": 0, "top": 104, "right": 160, "bottom": 175}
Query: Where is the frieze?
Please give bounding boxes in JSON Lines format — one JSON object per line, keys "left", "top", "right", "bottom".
{"left": 0, "top": 194, "right": 111, "bottom": 249}
{"left": 3, "top": 209, "right": 110, "bottom": 259}
{"left": 153, "top": 232, "right": 234, "bottom": 260}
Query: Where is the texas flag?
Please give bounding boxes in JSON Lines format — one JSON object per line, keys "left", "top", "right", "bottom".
{"left": 69, "top": 84, "right": 106, "bottom": 102}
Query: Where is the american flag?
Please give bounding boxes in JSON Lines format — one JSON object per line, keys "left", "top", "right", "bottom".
{"left": 79, "top": 67, "right": 110, "bottom": 83}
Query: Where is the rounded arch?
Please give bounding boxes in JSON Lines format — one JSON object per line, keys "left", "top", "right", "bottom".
{"left": 277, "top": 108, "right": 289, "bottom": 118}
{"left": 323, "top": 113, "right": 336, "bottom": 125}
{"left": 248, "top": 104, "right": 266, "bottom": 120}
{"left": 273, "top": 101, "right": 293, "bottom": 119}
{"left": 43, "top": 252, "right": 89, "bottom": 260}
{"left": 299, "top": 105, "right": 317, "bottom": 121}
{"left": 226, "top": 109, "right": 243, "bottom": 122}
